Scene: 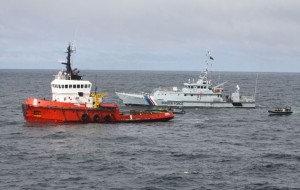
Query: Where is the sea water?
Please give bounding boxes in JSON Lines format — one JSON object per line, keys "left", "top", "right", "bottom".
{"left": 0, "top": 69, "right": 299, "bottom": 189}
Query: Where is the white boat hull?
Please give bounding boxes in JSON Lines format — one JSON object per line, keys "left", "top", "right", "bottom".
{"left": 116, "top": 92, "right": 255, "bottom": 108}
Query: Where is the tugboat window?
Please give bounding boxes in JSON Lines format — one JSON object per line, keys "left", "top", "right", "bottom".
{"left": 73, "top": 85, "right": 76, "bottom": 88}
{"left": 85, "top": 84, "right": 87, "bottom": 88}
{"left": 69, "top": 85, "right": 72, "bottom": 88}
{"left": 81, "top": 84, "right": 83, "bottom": 88}
{"left": 65, "top": 85, "right": 68, "bottom": 88}
{"left": 77, "top": 85, "right": 80, "bottom": 88}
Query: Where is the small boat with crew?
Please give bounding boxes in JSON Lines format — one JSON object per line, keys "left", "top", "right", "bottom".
{"left": 156, "top": 106, "right": 185, "bottom": 114}
{"left": 116, "top": 52, "right": 256, "bottom": 108}
{"left": 22, "top": 43, "right": 174, "bottom": 123}
{"left": 268, "top": 106, "right": 293, "bottom": 115}
{"left": 170, "top": 107, "right": 186, "bottom": 114}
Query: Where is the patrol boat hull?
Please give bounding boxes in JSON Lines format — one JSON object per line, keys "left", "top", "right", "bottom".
{"left": 116, "top": 92, "right": 255, "bottom": 108}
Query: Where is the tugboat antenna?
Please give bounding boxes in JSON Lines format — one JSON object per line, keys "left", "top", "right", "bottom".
{"left": 94, "top": 75, "right": 98, "bottom": 94}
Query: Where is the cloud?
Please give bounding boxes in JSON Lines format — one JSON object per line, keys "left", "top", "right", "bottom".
{"left": 1, "top": 0, "right": 300, "bottom": 72}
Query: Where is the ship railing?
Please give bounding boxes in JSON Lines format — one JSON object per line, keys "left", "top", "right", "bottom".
{"left": 55, "top": 74, "right": 71, "bottom": 80}
{"left": 240, "top": 95, "right": 255, "bottom": 102}
{"left": 121, "top": 92, "right": 150, "bottom": 95}
{"left": 157, "top": 87, "right": 178, "bottom": 92}
{"left": 121, "top": 109, "right": 169, "bottom": 115}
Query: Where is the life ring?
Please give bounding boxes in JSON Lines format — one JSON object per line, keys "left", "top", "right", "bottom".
{"left": 104, "top": 114, "right": 112, "bottom": 122}
{"left": 93, "top": 114, "right": 100, "bottom": 122}
{"left": 81, "top": 113, "right": 89, "bottom": 122}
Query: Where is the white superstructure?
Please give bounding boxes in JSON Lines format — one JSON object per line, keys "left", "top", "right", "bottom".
{"left": 51, "top": 72, "right": 94, "bottom": 107}
{"left": 49, "top": 43, "right": 103, "bottom": 108}
{"left": 116, "top": 53, "right": 256, "bottom": 108}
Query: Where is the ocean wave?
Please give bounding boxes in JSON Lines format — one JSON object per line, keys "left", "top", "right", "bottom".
{"left": 262, "top": 153, "right": 300, "bottom": 161}
{"left": 170, "top": 152, "right": 212, "bottom": 160}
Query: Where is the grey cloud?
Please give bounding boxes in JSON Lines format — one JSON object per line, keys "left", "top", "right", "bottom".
{"left": 0, "top": 0, "right": 300, "bottom": 71}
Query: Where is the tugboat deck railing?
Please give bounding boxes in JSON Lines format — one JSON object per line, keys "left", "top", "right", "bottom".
{"left": 240, "top": 95, "right": 255, "bottom": 102}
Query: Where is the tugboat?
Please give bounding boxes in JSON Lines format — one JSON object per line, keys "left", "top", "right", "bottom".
{"left": 22, "top": 43, "right": 174, "bottom": 123}
{"left": 116, "top": 52, "right": 256, "bottom": 108}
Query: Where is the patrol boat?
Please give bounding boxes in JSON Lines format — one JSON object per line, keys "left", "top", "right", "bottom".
{"left": 22, "top": 43, "right": 174, "bottom": 123}
{"left": 116, "top": 54, "right": 256, "bottom": 108}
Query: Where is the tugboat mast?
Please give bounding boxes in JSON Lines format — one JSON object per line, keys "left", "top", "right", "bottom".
{"left": 61, "top": 43, "right": 82, "bottom": 80}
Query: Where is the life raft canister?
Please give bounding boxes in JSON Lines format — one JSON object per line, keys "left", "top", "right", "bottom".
{"left": 81, "top": 113, "right": 89, "bottom": 122}
{"left": 104, "top": 114, "right": 112, "bottom": 122}
{"left": 93, "top": 114, "right": 100, "bottom": 122}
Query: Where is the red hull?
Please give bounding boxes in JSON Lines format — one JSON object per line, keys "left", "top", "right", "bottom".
{"left": 22, "top": 98, "right": 174, "bottom": 123}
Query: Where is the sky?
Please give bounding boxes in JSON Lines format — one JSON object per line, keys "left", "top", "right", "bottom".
{"left": 0, "top": 0, "right": 300, "bottom": 72}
